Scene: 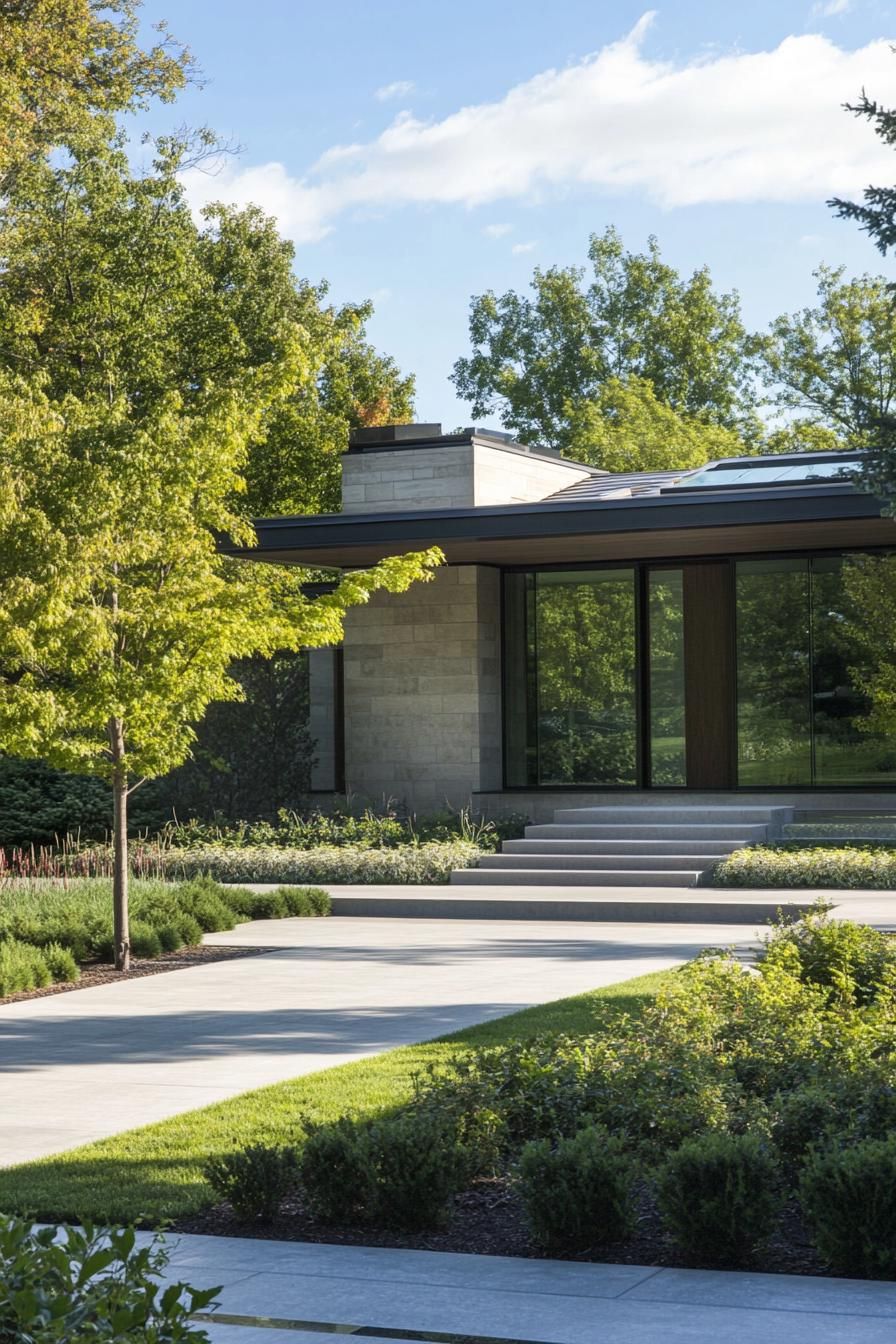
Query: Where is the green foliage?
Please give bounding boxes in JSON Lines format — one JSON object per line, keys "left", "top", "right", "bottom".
{"left": 299, "top": 1116, "right": 376, "bottom": 1225}
{"left": 41, "top": 941, "right": 80, "bottom": 984}
{"left": 517, "top": 1127, "right": 633, "bottom": 1251}
{"left": 0, "top": 1215, "right": 217, "bottom": 1342}
{"left": 715, "top": 844, "right": 896, "bottom": 889}
{"left": 657, "top": 1133, "right": 782, "bottom": 1265}
{"left": 203, "top": 1145, "right": 298, "bottom": 1223}
{"left": 0, "top": 107, "right": 441, "bottom": 970}
{"left": 759, "top": 266, "right": 896, "bottom": 448}
{"left": 0, "top": 874, "right": 329, "bottom": 971}
{"left": 760, "top": 902, "right": 895, "bottom": 1005}
{"left": 451, "top": 226, "right": 754, "bottom": 453}
{"left": 564, "top": 375, "right": 747, "bottom": 472}
{"left": 0, "top": 1, "right": 191, "bottom": 192}
{"left": 770, "top": 1083, "right": 849, "bottom": 1167}
{"left": 800, "top": 1140, "right": 896, "bottom": 1278}
{"left": 0, "top": 757, "right": 112, "bottom": 846}
{"left": 163, "top": 804, "right": 524, "bottom": 852}
{"left": 300, "top": 1111, "right": 460, "bottom": 1231}
{"left": 0, "top": 938, "right": 52, "bottom": 995}
{"left": 166, "top": 840, "right": 482, "bottom": 885}
{"left": 129, "top": 921, "right": 163, "bottom": 959}
{"left": 363, "top": 1110, "right": 460, "bottom": 1231}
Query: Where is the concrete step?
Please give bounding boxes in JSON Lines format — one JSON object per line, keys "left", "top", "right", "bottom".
{"left": 477, "top": 853, "right": 724, "bottom": 871}
{"left": 329, "top": 889, "right": 811, "bottom": 923}
{"left": 451, "top": 867, "right": 701, "bottom": 887}
{"left": 552, "top": 806, "right": 791, "bottom": 825}
{"left": 524, "top": 823, "right": 768, "bottom": 840}
{"left": 503, "top": 838, "right": 744, "bottom": 856}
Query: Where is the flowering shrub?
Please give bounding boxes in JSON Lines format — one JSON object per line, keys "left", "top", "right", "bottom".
{"left": 164, "top": 840, "right": 481, "bottom": 885}
{"left": 714, "top": 844, "right": 896, "bottom": 889}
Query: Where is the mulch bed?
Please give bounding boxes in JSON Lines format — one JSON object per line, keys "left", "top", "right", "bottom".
{"left": 0, "top": 943, "right": 278, "bottom": 1008}
{"left": 175, "top": 1177, "right": 829, "bottom": 1277}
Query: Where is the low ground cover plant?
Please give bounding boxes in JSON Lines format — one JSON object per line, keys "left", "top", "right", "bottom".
{"left": 164, "top": 840, "right": 481, "bottom": 885}
{"left": 189, "top": 904, "right": 896, "bottom": 1276}
{"left": 714, "top": 843, "right": 896, "bottom": 888}
{"left": 0, "top": 875, "right": 330, "bottom": 993}
{"left": 0, "top": 1216, "right": 217, "bottom": 1342}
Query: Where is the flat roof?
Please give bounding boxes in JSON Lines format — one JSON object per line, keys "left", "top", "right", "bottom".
{"left": 224, "top": 472, "right": 896, "bottom": 571}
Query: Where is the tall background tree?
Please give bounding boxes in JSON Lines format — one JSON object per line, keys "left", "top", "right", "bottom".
{"left": 757, "top": 266, "right": 896, "bottom": 450}
{"left": 828, "top": 75, "right": 896, "bottom": 495}
{"left": 0, "top": 0, "right": 191, "bottom": 187}
{"left": 451, "top": 226, "right": 757, "bottom": 462}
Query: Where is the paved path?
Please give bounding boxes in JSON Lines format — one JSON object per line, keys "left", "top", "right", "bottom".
{"left": 3, "top": 887, "right": 893, "bottom": 1168}
{"left": 149, "top": 1232, "right": 896, "bottom": 1344}
{"left": 0, "top": 913, "right": 764, "bottom": 1167}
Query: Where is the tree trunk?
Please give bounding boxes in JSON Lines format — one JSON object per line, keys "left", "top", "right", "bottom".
{"left": 110, "top": 719, "right": 130, "bottom": 972}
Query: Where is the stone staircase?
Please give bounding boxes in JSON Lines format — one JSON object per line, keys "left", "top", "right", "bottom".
{"left": 450, "top": 804, "right": 795, "bottom": 888}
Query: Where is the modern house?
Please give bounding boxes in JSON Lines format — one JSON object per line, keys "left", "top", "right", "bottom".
{"left": 230, "top": 423, "right": 896, "bottom": 854}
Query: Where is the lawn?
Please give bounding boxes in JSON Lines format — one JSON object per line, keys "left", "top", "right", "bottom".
{"left": 0, "top": 969, "right": 671, "bottom": 1227}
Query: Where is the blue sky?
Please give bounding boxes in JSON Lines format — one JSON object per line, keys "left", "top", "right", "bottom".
{"left": 139, "top": 2, "right": 895, "bottom": 428}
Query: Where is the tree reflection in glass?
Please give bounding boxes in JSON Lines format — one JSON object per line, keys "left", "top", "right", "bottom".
{"left": 534, "top": 569, "right": 637, "bottom": 785}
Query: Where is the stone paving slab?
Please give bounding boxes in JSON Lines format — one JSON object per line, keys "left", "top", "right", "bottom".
{"left": 149, "top": 1234, "right": 896, "bottom": 1344}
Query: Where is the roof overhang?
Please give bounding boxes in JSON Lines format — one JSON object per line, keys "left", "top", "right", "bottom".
{"left": 223, "top": 485, "right": 896, "bottom": 571}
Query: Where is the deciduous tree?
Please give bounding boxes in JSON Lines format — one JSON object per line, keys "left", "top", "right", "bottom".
{"left": 0, "top": 137, "right": 439, "bottom": 970}
{"left": 451, "top": 227, "right": 755, "bottom": 457}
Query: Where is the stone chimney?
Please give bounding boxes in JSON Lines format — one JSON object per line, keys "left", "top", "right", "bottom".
{"left": 340, "top": 423, "right": 596, "bottom": 514}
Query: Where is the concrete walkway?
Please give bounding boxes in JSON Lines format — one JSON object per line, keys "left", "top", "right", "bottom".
{"left": 2, "top": 887, "right": 893, "bottom": 1168}
{"left": 148, "top": 1232, "right": 896, "bottom": 1344}
{"left": 0, "top": 913, "right": 765, "bottom": 1167}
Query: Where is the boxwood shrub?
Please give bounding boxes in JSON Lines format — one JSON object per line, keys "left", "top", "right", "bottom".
{"left": 517, "top": 1126, "right": 634, "bottom": 1251}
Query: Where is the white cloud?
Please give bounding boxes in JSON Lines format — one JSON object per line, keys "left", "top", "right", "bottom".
{"left": 812, "top": 0, "right": 851, "bottom": 15}
{"left": 374, "top": 80, "right": 416, "bottom": 102}
{"left": 483, "top": 222, "right": 513, "bottom": 237}
{"left": 180, "top": 17, "right": 895, "bottom": 245}
{"left": 511, "top": 240, "right": 538, "bottom": 253}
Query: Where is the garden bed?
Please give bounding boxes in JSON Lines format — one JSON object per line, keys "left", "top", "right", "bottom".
{"left": 176, "top": 1178, "right": 826, "bottom": 1277}
{"left": 0, "top": 942, "right": 274, "bottom": 1007}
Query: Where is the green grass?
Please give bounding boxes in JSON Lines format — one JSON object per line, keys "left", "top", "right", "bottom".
{"left": 0, "top": 969, "right": 672, "bottom": 1227}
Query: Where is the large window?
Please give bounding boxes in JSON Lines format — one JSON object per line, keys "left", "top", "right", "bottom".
{"left": 504, "top": 568, "right": 637, "bottom": 786}
{"left": 503, "top": 552, "right": 896, "bottom": 790}
{"left": 735, "top": 556, "right": 896, "bottom": 787}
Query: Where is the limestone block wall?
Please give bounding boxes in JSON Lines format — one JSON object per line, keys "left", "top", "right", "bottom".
{"left": 341, "top": 443, "right": 591, "bottom": 514}
{"left": 340, "top": 565, "right": 502, "bottom": 810}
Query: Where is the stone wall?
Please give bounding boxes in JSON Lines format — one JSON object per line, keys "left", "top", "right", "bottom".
{"left": 341, "top": 442, "right": 590, "bottom": 514}
{"left": 340, "top": 565, "right": 502, "bottom": 810}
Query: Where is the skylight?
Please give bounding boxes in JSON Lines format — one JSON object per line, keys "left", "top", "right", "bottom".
{"left": 664, "top": 453, "right": 864, "bottom": 493}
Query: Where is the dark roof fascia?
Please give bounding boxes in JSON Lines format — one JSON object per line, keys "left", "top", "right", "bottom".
{"left": 344, "top": 429, "right": 603, "bottom": 477}
{"left": 225, "top": 483, "right": 890, "bottom": 560}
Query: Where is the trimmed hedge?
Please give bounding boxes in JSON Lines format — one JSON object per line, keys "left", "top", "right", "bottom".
{"left": 714, "top": 844, "right": 896, "bottom": 889}
{"left": 164, "top": 841, "right": 481, "bottom": 885}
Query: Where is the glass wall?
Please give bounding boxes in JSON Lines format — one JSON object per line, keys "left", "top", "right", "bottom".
{"left": 648, "top": 570, "right": 687, "bottom": 786}
{"left": 503, "top": 568, "right": 638, "bottom": 786}
{"left": 735, "top": 556, "right": 896, "bottom": 787}
{"left": 534, "top": 570, "right": 637, "bottom": 786}
{"left": 503, "top": 552, "right": 896, "bottom": 790}
{"left": 735, "top": 560, "right": 812, "bottom": 786}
